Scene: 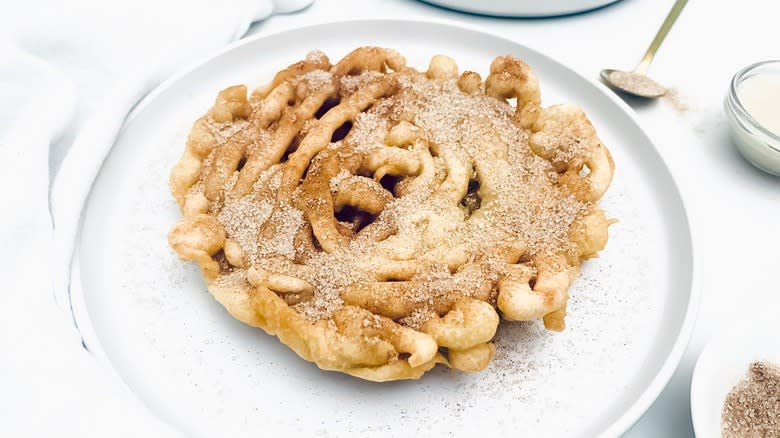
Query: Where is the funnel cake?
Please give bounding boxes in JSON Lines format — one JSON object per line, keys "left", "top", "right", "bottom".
{"left": 168, "top": 48, "right": 615, "bottom": 381}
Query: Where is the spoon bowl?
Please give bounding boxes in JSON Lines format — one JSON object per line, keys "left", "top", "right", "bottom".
{"left": 600, "top": 68, "right": 667, "bottom": 98}
{"left": 599, "top": 68, "right": 618, "bottom": 83}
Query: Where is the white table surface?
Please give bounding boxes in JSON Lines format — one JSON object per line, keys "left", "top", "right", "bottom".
{"left": 15, "top": 1, "right": 772, "bottom": 436}
{"left": 246, "top": 0, "right": 779, "bottom": 436}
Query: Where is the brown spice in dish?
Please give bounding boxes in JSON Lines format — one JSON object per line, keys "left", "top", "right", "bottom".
{"left": 721, "top": 361, "right": 780, "bottom": 438}
{"left": 608, "top": 70, "right": 666, "bottom": 97}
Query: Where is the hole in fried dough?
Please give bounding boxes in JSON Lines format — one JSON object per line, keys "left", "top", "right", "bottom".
{"left": 460, "top": 177, "right": 482, "bottom": 215}
{"left": 335, "top": 205, "right": 373, "bottom": 234}
{"left": 236, "top": 156, "right": 247, "bottom": 171}
{"left": 315, "top": 98, "right": 340, "bottom": 119}
{"left": 379, "top": 174, "right": 402, "bottom": 197}
{"left": 331, "top": 121, "right": 353, "bottom": 142}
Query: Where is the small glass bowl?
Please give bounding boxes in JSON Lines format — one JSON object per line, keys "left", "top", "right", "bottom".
{"left": 724, "top": 60, "right": 780, "bottom": 176}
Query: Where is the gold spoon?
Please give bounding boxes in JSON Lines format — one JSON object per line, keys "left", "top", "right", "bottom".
{"left": 601, "top": 0, "right": 688, "bottom": 98}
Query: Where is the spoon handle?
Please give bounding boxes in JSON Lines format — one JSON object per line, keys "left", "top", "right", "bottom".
{"left": 635, "top": 0, "right": 688, "bottom": 74}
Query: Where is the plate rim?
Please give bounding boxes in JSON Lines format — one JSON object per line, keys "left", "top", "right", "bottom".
{"left": 67, "top": 18, "right": 701, "bottom": 438}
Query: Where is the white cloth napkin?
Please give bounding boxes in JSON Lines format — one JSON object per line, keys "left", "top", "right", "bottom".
{"left": 0, "top": 1, "right": 310, "bottom": 436}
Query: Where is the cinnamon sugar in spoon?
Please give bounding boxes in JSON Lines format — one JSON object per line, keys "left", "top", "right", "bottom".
{"left": 600, "top": 0, "right": 687, "bottom": 98}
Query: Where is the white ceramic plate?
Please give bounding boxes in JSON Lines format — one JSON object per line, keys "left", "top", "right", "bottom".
{"left": 69, "top": 20, "right": 697, "bottom": 438}
{"left": 690, "top": 320, "right": 780, "bottom": 437}
{"left": 420, "top": 0, "right": 622, "bottom": 17}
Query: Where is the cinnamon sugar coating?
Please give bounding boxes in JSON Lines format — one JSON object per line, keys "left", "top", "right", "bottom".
{"left": 168, "top": 47, "right": 615, "bottom": 381}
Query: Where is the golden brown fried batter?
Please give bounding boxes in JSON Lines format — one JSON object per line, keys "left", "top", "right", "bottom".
{"left": 168, "top": 47, "right": 615, "bottom": 381}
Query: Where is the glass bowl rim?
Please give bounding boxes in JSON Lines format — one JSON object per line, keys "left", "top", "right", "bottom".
{"left": 728, "top": 60, "right": 780, "bottom": 153}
